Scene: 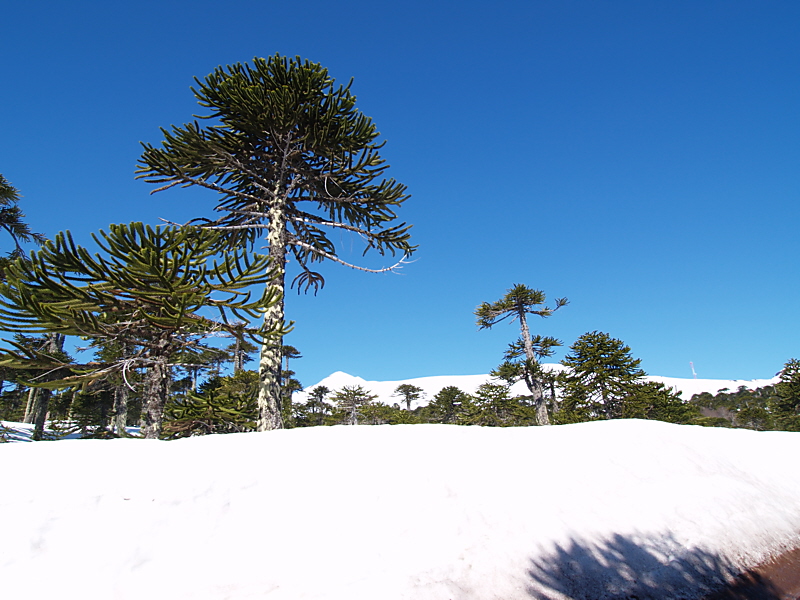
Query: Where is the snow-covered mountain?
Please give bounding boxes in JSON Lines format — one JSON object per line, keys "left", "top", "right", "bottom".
{"left": 294, "top": 366, "right": 780, "bottom": 408}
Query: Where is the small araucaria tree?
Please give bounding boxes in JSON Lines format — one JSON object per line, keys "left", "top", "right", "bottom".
{"left": 0, "top": 223, "right": 280, "bottom": 439}
{"left": 137, "top": 55, "right": 415, "bottom": 431}
{"left": 476, "top": 284, "right": 567, "bottom": 426}
{"left": 392, "top": 383, "right": 424, "bottom": 411}
{"left": 331, "top": 385, "right": 377, "bottom": 426}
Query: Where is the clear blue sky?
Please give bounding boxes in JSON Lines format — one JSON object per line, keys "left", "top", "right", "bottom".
{"left": 2, "top": 1, "right": 798, "bottom": 386}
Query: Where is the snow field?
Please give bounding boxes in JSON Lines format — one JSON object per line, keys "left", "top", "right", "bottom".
{"left": 2, "top": 420, "right": 799, "bottom": 599}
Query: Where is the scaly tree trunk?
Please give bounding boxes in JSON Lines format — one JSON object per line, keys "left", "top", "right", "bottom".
{"left": 141, "top": 360, "right": 170, "bottom": 439}
{"left": 518, "top": 311, "right": 551, "bottom": 426}
{"left": 23, "top": 386, "right": 37, "bottom": 423}
{"left": 233, "top": 336, "right": 243, "bottom": 373}
{"left": 31, "top": 388, "right": 51, "bottom": 441}
{"left": 112, "top": 384, "right": 129, "bottom": 437}
{"left": 257, "top": 197, "right": 287, "bottom": 431}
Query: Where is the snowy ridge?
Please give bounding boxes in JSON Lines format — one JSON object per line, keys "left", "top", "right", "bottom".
{"left": 2, "top": 420, "right": 799, "bottom": 599}
{"left": 295, "top": 366, "right": 780, "bottom": 407}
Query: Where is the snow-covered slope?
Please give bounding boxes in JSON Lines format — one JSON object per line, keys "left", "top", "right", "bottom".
{"left": 2, "top": 420, "right": 799, "bottom": 599}
{"left": 295, "top": 367, "right": 780, "bottom": 407}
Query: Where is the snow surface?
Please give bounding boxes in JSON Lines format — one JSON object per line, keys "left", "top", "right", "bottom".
{"left": 294, "top": 367, "right": 781, "bottom": 408}
{"left": 2, "top": 420, "right": 800, "bottom": 599}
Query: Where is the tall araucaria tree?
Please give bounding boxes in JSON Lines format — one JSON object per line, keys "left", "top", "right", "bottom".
{"left": 476, "top": 284, "right": 567, "bottom": 426}
{"left": 136, "top": 55, "right": 415, "bottom": 432}
{"left": 0, "top": 223, "right": 281, "bottom": 438}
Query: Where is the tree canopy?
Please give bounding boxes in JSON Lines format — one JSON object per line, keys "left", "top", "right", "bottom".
{"left": 0, "top": 223, "right": 280, "bottom": 438}
{"left": 137, "top": 54, "right": 415, "bottom": 431}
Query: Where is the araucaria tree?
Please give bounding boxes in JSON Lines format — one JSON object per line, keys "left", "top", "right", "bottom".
{"left": 331, "top": 385, "right": 377, "bottom": 425}
{"left": 137, "top": 55, "right": 414, "bottom": 431}
{"left": 476, "top": 284, "right": 567, "bottom": 426}
{"left": 0, "top": 223, "right": 279, "bottom": 438}
{"left": 556, "top": 331, "right": 694, "bottom": 424}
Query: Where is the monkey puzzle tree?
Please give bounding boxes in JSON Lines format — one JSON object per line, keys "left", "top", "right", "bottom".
{"left": 0, "top": 223, "right": 280, "bottom": 438}
{"left": 476, "top": 284, "right": 567, "bottom": 426}
{"left": 331, "top": 385, "right": 377, "bottom": 426}
{"left": 0, "top": 174, "right": 46, "bottom": 279}
{"left": 392, "top": 383, "right": 424, "bottom": 411}
{"left": 137, "top": 55, "right": 415, "bottom": 431}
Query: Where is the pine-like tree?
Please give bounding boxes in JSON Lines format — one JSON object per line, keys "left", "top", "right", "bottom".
{"left": 464, "top": 382, "right": 536, "bottom": 427}
{"left": 295, "top": 385, "right": 334, "bottom": 427}
{"left": 557, "top": 331, "right": 646, "bottom": 422}
{"left": 476, "top": 284, "right": 567, "bottom": 425}
{"left": 0, "top": 223, "right": 280, "bottom": 438}
{"left": 137, "top": 55, "right": 415, "bottom": 432}
{"left": 424, "top": 386, "right": 473, "bottom": 424}
{"left": 773, "top": 359, "right": 800, "bottom": 431}
{"left": 330, "top": 385, "right": 377, "bottom": 425}
{"left": 392, "top": 383, "right": 424, "bottom": 411}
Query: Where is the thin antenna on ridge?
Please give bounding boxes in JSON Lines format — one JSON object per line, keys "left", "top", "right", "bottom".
{"left": 690, "top": 361, "right": 698, "bottom": 379}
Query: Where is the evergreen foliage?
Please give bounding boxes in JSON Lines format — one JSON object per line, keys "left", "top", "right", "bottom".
{"left": 330, "top": 385, "right": 377, "bottom": 425}
{"left": 0, "top": 223, "right": 280, "bottom": 438}
{"left": 163, "top": 370, "right": 259, "bottom": 439}
{"left": 392, "top": 383, "right": 424, "bottom": 411}
{"left": 773, "top": 359, "right": 800, "bottom": 431}
{"left": 464, "top": 382, "right": 537, "bottom": 427}
{"left": 557, "top": 331, "right": 646, "bottom": 422}
{"left": 422, "top": 386, "right": 473, "bottom": 424}
{"left": 137, "top": 54, "right": 415, "bottom": 432}
{"left": 476, "top": 284, "right": 567, "bottom": 425}
{"left": 293, "top": 385, "right": 335, "bottom": 427}
{"left": 0, "top": 175, "right": 46, "bottom": 277}
{"left": 556, "top": 331, "right": 694, "bottom": 425}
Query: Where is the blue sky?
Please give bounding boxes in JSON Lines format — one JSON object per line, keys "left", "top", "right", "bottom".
{"left": 2, "top": 1, "right": 798, "bottom": 386}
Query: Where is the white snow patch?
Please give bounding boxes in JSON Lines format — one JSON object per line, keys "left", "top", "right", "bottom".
{"left": 2, "top": 420, "right": 799, "bottom": 599}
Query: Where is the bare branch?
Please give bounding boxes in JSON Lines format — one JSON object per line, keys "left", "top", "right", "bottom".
{"left": 290, "top": 239, "right": 412, "bottom": 274}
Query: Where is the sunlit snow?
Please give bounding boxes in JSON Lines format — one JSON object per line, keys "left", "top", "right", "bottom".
{"left": 2, "top": 417, "right": 799, "bottom": 599}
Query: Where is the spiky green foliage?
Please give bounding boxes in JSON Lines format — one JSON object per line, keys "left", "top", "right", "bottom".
{"left": 0, "top": 175, "right": 46, "bottom": 258}
{"left": 476, "top": 284, "right": 567, "bottom": 425}
{"left": 0, "top": 175, "right": 46, "bottom": 281}
{"left": 556, "top": 331, "right": 696, "bottom": 425}
{"left": 330, "top": 384, "right": 377, "bottom": 425}
{"left": 0, "top": 223, "right": 276, "bottom": 353}
{"left": 137, "top": 54, "right": 415, "bottom": 431}
{"left": 163, "top": 370, "right": 259, "bottom": 438}
{"left": 772, "top": 359, "right": 800, "bottom": 431}
{"left": 293, "top": 385, "right": 335, "bottom": 427}
{"left": 422, "top": 386, "right": 473, "bottom": 424}
{"left": 557, "top": 331, "right": 646, "bottom": 422}
{"left": 392, "top": 383, "right": 424, "bottom": 411}
{"left": 0, "top": 223, "right": 281, "bottom": 438}
{"left": 137, "top": 55, "right": 414, "bottom": 289}
{"left": 619, "top": 381, "right": 699, "bottom": 424}
{"left": 463, "top": 382, "right": 538, "bottom": 427}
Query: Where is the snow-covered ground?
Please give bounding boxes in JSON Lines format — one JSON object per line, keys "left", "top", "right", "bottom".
{"left": 294, "top": 367, "right": 781, "bottom": 408}
{"left": 2, "top": 419, "right": 799, "bottom": 599}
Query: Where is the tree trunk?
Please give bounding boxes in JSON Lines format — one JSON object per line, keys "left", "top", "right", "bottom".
{"left": 518, "top": 311, "right": 551, "bottom": 426}
{"left": 31, "top": 388, "right": 51, "bottom": 441}
{"left": 233, "top": 336, "right": 243, "bottom": 373}
{"left": 141, "top": 360, "right": 170, "bottom": 439}
{"left": 23, "top": 386, "right": 36, "bottom": 423}
{"left": 257, "top": 198, "right": 287, "bottom": 431}
{"left": 112, "top": 384, "right": 129, "bottom": 436}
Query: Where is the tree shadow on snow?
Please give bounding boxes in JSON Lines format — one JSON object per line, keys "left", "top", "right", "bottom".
{"left": 526, "top": 533, "right": 783, "bottom": 600}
